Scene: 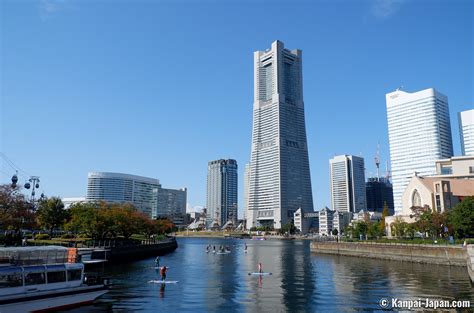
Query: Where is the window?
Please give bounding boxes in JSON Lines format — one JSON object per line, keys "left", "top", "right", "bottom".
{"left": 470, "top": 166, "right": 474, "bottom": 174}
{"left": 47, "top": 271, "right": 66, "bottom": 283}
{"left": 25, "top": 272, "right": 45, "bottom": 286}
{"left": 412, "top": 190, "right": 422, "bottom": 207}
{"left": 0, "top": 270, "right": 22, "bottom": 288}
{"left": 67, "top": 269, "right": 82, "bottom": 281}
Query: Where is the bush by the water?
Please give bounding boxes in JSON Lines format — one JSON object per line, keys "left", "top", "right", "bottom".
{"left": 35, "top": 234, "right": 51, "bottom": 240}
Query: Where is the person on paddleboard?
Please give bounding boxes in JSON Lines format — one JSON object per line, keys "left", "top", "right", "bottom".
{"left": 258, "top": 263, "right": 263, "bottom": 274}
{"left": 160, "top": 266, "right": 168, "bottom": 281}
{"left": 244, "top": 243, "right": 247, "bottom": 251}
{"left": 155, "top": 256, "right": 160, "bottom": 267}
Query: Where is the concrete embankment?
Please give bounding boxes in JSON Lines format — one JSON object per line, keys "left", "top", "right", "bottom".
{"left": 467, "top": 245, "right": 474, "bottom": 282}
{"left": 310, "top": 241, "right": 468, "bottom": 267}
{"left": 90, "top": 238, "right": 178, "bottom": 263}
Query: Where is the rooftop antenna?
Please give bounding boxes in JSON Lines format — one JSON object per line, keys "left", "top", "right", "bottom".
{"left": 374, "top": 143, "right": 380, "bottom": 180}
{"left": 396, "top": 85, "right": 404, "bottom": 91}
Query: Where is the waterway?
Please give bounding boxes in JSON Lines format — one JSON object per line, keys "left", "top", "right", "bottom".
{"left": 65, "top": 238, "right": 473, "bottom": 312}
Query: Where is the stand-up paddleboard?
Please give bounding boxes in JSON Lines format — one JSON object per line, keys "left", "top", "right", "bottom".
{"left": 248, "top": 272, "right": 272, "bottom": 276}
{"left": 216, "top": 252, "right": 231, "bottom": 255}
{"left": 148, "top": 280, "right": 179, "bottom": 284}
{"left": 153, "top": 266, "right": 170, "bottom": 269}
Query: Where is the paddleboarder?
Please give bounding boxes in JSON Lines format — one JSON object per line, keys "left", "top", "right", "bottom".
{"left": 160, "top": 266, "right": 168, "bottom": 281}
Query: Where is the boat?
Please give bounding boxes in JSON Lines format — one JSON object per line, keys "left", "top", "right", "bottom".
{"left": 251, "top": 236, "right": 266, "bottom": 241}
{"left": 0, "top": 246, "right": 110, "bottom": 313}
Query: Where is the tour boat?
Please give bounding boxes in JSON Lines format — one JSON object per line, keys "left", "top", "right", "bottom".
{"left": 0, "top": 246, "right": 109, "bottom": 313}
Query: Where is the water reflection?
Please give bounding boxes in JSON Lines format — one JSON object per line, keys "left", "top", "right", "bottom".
{"left": 62, "top": 238, "right": 473, "bottom": 312}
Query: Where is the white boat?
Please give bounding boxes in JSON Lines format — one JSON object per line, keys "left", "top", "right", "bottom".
{"left": 0, "top": 246, "right": 109, "bottom": 313}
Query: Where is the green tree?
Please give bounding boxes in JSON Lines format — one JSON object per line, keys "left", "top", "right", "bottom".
{"left": 332, "top": 228, "right": 339, "bottom": 236}
{"left": 368, "top": 221, "right": 383, "bottom": 239}
{"left": 391, "top": 216, "right": 408, "bottom": 238}
{"left": 279, "top": 223, "right": 297, "bottom": 235}
{"left": 353, "top": 221, "right": 369, "bottom": 239}
{"left": 379, "top": 203, "right": 390, "bottom": 235}
{"left": 0, "top": 184, "right": 36, "bottom": 234}
{"left": 37, "top": 197, "right": 68, "bottom": 237}
{"left": 448, "top": 196, "right": 474, "bottom": 239}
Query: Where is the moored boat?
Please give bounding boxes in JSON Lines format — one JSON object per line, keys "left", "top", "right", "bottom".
{"left": 0, "top": 246, "right": 109, "bottom": 313}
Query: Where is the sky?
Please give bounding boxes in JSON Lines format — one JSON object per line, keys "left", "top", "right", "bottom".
{"left": 1, "top": 0, "right": 473, "bottom": 217}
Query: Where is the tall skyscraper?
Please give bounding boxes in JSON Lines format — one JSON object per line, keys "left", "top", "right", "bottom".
{"left": 206, "top": 159, "right": 238, "bottom": 226}
{"left": 243, "top": 163, "right": 251, "bottom": 228}
{"left": 459, "top": 109, "right": 474, "bottom": 156}
{"left": 386, "top": 88, "right": 453, "bottom": 214}
{"left": 246, "top": 40, "right": 313, "bottom": 230}
{"left": 329, "top": 155, "right": 366, "bottom": 213}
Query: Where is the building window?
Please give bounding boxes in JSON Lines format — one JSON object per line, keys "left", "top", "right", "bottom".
{"left": 412, "top": 190, "right": 422, "bottom": 207}
{"left": 470, "top": 166, "right": 474, "bottom": 174}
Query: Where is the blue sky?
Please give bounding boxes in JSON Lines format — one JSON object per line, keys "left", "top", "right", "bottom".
{"left": 1, "top": 0, "right": 472, "bottom": 216}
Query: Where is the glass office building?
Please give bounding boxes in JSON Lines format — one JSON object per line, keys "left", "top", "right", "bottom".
{"left": 386, "top": 88, "right": 453, "bottom": 214}
{"left": 459, "top": 109, "right": 474, "bottom": 156}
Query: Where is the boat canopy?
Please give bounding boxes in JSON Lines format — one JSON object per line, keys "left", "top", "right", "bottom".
{"left": 0, "top": 246, "right": 69, "bottom": 266}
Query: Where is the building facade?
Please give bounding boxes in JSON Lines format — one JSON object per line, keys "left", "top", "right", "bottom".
{"left": 386, "top": 88, "right": 453, "bottom": 214}
{"left": 247, "top": 40, "right": 313, "bottom": 230}
{"left": 152, "top": 187, "right": 187, "bottom": 225}
{"left": 87, "top": 172, "right": 160, "bottom": 217}
{"left": 206, "top": 159, "right": 238, "bottom": 226}
{"left": 435, "top": 156, "right": 474, "bottom": 178}
{"left": 459, "top": 109, "right": 474, "bottom": 156}
{"left": 329, "top": 155, "right": 366, "bottom": 213}
{"left": 365, "top": 177, "right": 394, "bottom": 215}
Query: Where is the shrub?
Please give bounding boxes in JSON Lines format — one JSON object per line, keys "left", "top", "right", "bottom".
{"left": 60, "top": 233, "right": 75, "bottom": 239}
{"left": 35, "top": 234, "right": 50, "bottom": 240}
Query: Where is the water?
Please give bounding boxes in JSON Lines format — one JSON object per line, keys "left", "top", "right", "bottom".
{"left": 65, "top": 238, "right": 473, "bottom": 312}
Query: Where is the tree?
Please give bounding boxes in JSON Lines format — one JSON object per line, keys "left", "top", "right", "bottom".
{"left": 37, "top": 197, "right": 68, "bottom": 237}
{"left": 391, "top": 217, "right": 408, "bottom": 238}
{"left": 354, "top": 221, "right": 369, "bottom": 239}
{"left": 448, "top": 196, "right": 474, "bottom": 239}
{"left": 379, "top": 202, "right": 390, "bottom": 235}
{"left": 279, "top": 223, "right": 297, "bottom": 235}
{"left": 332, "top": 228, "right": 338, "bottom": 236}
{"left": 0, "top": 185, "right": 36, "bottom": 235}
{"left": 368, "top": 221, "right": 383, "bottom": 239}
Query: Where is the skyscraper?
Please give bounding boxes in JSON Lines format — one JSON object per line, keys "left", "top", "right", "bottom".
{"left": 329, "top": 155, "right": 366, "bottom": 213}
{"left": 459, "top": 109, "right": 474, "bottom": 156}
{"left": 386, "top": 88, "right": 453, "bottom": 214}
{"left": 246, "top": 40, "right": 313, "bottom": 230}
{"left": 206, "top": 159, "right": 238, "bottom": 226}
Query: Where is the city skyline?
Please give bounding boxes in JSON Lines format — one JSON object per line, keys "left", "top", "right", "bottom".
{"left": 1, "top": 0, "right": 472, "bottom": 216}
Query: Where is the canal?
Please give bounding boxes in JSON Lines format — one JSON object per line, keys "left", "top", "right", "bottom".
{"left": 64, "top": 237, "right": 473, "bottom": 312}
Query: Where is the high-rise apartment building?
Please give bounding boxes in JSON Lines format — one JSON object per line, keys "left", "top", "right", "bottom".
{"left": 386, "top": 88, "right": 453, "bottom": 214}
{"left": 459, "top": 109, "right": 474, "bottom": 156}
{"left": 246, "top": 40, "right": 313, "bottom": 230}
{"left": 329, "top": 155, "right": 366, "bottom": 213}
{"left": 206, "top": 159, "right": 238, "bottom": 226}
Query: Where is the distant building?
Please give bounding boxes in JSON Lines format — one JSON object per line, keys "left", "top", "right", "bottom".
{"left": 386, "top": 88, "right": 453, "bottom": 214}
{"left": 87, "top": 172, "right": 160, "bottom": 217}
{"left": 153, "top": 187, "right": 187, "bottom": 225}
{"left": 319, "top": 207, "right": 351, "bottom": 236}
{"left": 435, "top": 156, "right": 474, "bottom": 178}
{"left": 329, "top": 155, "right": 366, "bottom": 213}
{"left": 365, "top": 177, "right": 394, "bottom": 215}
{"left": 86, "top": 171, "right": 187, "bottom": 222}
{"left": 206, "top": 159, "right": 238, "bottom": 226}
{"left": 385, "top": 173, "right": 474, "bottom": 237}
{"left": 247, "top": 40, "right": 314, "bottom": 230}
{"left": 459, "top": 109, "right": 474, "bottom": 156}
{"left": 62, "top": 197, "right": 87, "bottom": 209}
{"left": 243, "top": 163, "right": 251, "bottom": 228}
{"left": 318, "top": 207, "right": 334, "bottom": 236}
{"left": 294, "top": 208, "right": 319, "bottom": 234}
